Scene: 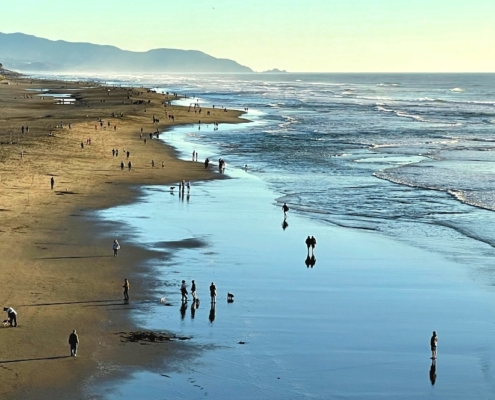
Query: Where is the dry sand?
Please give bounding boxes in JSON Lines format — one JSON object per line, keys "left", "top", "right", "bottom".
{"left": 0, "top": 76, "right": 247, "bottom": 399}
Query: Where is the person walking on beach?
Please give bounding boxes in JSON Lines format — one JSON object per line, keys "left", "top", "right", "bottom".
{"left": 282, "top": 203, "right": 289, "bottom": 219}
{"left": 204, "top": 158, "right": 209, "bottom": 169}
{"left": 210, "top": 282, "right": 217, "bottom": 303}
{"left": 305, "top": 236, "right": 311, "bottom": 252}
{"left": 180, "top": 280, "right": 188, "bottom": 302}
{"left": 68, "top": 330, "right": 79, "bottom": 356}
{"left": 3, "top": 307, "right": 17, "bottom": 327}
{"left": 191, "top": 280, "right": 197, "bottom": 301}
{"left": 50, "top": 177, "right": 54, "bottom": 190}
{"left": 430, "top": 331, "right": 438, "bottom": 359}
{"left": 128, "top": 161, "right": 132, "bottom": 171}
{"left": 113, "top": 239, "right": 120, "bottom": 257}
{"left": 120, "top": 161, "right": 124, "bottom": 171}
{"left": 310, "top": 236, "right": 317, "bottom": 254}
{"left": 123, "top": 279, "right": 130, "bottom": 301}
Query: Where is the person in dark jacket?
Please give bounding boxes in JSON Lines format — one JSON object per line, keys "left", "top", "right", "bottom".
{"left": 69, "top": 330, "right": 79, "bottom": 356}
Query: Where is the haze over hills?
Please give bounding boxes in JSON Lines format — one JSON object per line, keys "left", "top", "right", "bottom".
{"left": 0, "top": 32, "right": 253, "bottom": 73}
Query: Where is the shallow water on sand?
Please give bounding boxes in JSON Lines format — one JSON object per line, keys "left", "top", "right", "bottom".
{"left": 92, "top": 126, "right": 495, "bottom": 399}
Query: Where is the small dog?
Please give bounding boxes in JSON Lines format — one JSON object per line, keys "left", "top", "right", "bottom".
{"left": 160, "top": 297, "right": 166, "bottom": 304}
{"left": 227, "top": 292, "right": 234, "bottom": 303}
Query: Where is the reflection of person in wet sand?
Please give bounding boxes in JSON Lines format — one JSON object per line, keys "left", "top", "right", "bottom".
{"left": 429, "top": 359, "right": 437, "bottom": 385}
{"left": 191, "top": 301, "right": 196, "bottom": 319}
{"left": 209, "top": 303, "right": 216, "bottom": 323}
{"left": 305, "top": 255, "right": 311, "bottom": 268}
{"left": 180, "top": 301, "right": 187, "bottom": 320}
{"left": 282, "top": 220, "right": 288, "bottom": 231}
{"left": 310, "top": 254, "right": 316, "bottom": 268}
{"left": 282, "top": 203, "right": 289, "bottom": 218}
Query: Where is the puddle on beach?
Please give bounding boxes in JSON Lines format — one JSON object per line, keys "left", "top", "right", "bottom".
{"left": 90, "top": 124, "right": 495, "bottom": 399}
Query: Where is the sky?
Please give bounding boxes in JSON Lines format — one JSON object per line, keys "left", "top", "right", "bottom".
{"left": 1, "top": 0, "right": 494, "bottom": 72}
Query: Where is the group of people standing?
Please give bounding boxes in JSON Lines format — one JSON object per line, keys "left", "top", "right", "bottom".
{"left": 180, "top": 280, "right": 217, "bottom": 304}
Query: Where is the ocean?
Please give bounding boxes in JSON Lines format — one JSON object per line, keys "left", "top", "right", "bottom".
{"left": 71, "top": 72, "right": 495, "bottom": 399}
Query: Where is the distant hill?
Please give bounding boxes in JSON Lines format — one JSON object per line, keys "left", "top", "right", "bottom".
{"left": 0, "top": 62, "right": 20, "bottom": 79}
{"left": 0, "top": 32, "right": 253, "bottom": 73}
{"left": 262, "top": 68, "right": 287, "bottom": 73}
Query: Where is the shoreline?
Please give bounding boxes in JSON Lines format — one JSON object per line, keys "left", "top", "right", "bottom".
{"left": 0, "top": 74, "right": 248, "bottom": 399}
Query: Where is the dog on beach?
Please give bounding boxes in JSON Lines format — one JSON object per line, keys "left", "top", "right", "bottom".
{"left": 227, "top": 293, "right": 234, "bottom": 303}
{"left": 160, "top": 297, "right": 166, "bottom": 304}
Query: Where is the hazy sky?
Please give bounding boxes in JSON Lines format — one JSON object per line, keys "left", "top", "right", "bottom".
{"left": 2, "top": 0, "right": 494, "bottom": 72}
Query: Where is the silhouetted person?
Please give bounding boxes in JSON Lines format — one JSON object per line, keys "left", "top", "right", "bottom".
{"left": 128, "top": 161, "right": 132, "bottom": 171}
{"left": 282, "top": 203, "right": 289, "bottom": 218}
{"left": 282, "top": 220, "right": 289, "bottom": 231}
{"left": 191, "top": 280, "right": 197, "bottom": 301}
{"left": 210, "top": 282, "right": 217, "bottom": 303}
{"left": 305, "top": 236, "right": 311, "bottom": 252}
{"left": 205, "top": 158, "right": 210, "bottom": 168}
{"left": 126, "top": 151, "right": 130, "bottom": 159}
{"left": 181, "top": 280, "right": 188, "bottom": 302}
{"left": 310, "top": 236, "right": 317, "bottom": 254}
{"left": 121, "top": 161, "right": 124, "bottom": 171}
{"left": 430, "top": 331, "right": 438, "bottom": 359}
{"left": 50, "top": 177, "right": 54, "bottom": 190}
{"left": 429, "top": 359, "right": 437, "bottom": 385}
{"left": 209, "top": 303, "right": 216, "bottom": 323}
{"left": 68, "top": 330, "right": 79, "bottom": 356}
{"left": 123, "top": 278, "right": 130, "bottom": 301}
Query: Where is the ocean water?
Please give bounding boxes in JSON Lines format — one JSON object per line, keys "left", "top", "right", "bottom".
{"left": 129, "top": 73, "right": 495, "bottom": 261}
{"left": 81, "top": 73, "right": 495, "bottom": 399}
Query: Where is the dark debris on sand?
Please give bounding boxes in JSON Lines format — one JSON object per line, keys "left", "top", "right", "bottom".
{"left": 119, "top": 331, "right": 191, "bottom": 343}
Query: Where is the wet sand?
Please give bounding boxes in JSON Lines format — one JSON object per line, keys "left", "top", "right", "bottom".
{"left": 91, "top": 128, "right": 495, "bottom": 399}
{"left": 0, "top": 75, "right": 246, "bottom": 399}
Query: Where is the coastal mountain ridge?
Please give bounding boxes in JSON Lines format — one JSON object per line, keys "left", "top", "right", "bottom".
{"left": 0, "top": 32, "right": 253, "bottom": 73}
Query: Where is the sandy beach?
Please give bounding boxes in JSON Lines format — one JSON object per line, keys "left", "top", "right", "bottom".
{"left": 0, "top": 73, "right": 246, "bottom": 399}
